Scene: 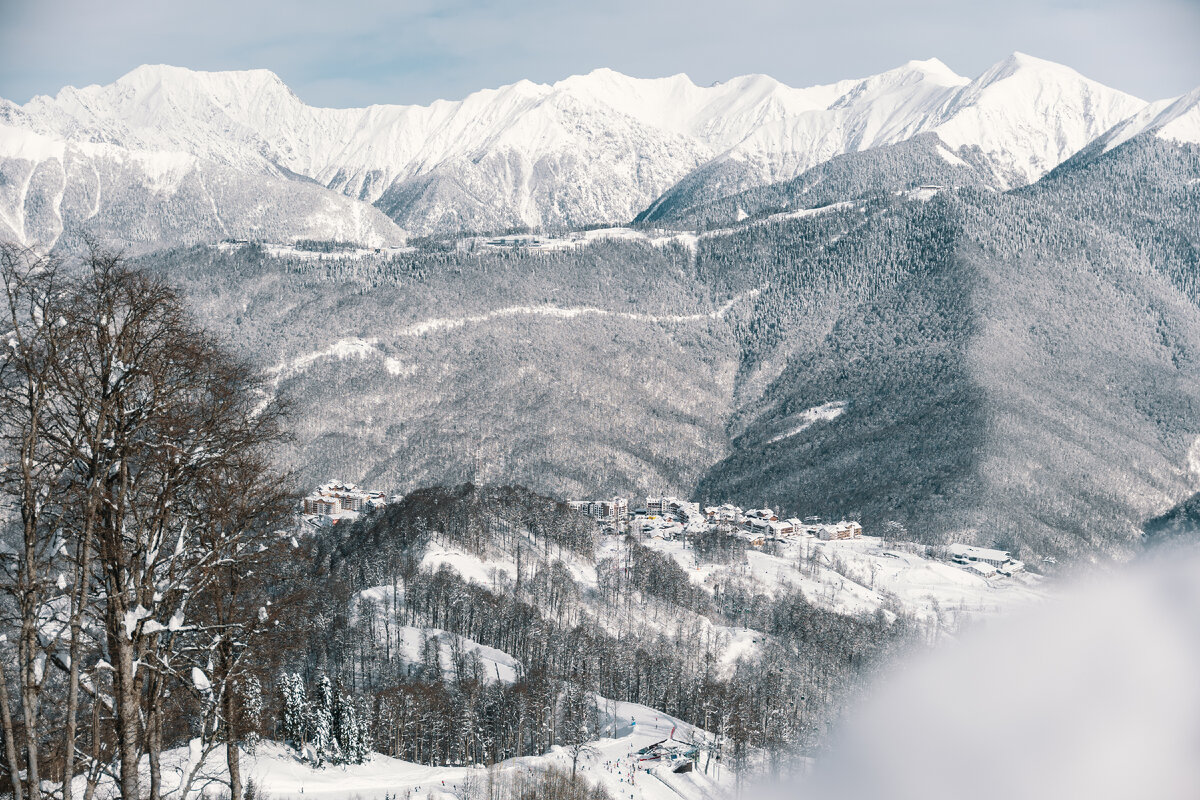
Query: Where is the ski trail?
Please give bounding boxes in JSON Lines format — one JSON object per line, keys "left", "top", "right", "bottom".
{"left": 393, "top": 288, "right": 761, "bottom": 338}
{"left": 270, "top": 288, "right": 763, "bottom": 378}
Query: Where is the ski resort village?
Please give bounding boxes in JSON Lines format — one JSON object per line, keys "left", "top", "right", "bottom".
{"left": 300, "top": 483, "right": 1038, "bottom": 617}
{"left": 194, "top": 481, "right": 1046, "bottom": 800}
{"left": 303, "top": 484, "right": 1028, "bottom": 588}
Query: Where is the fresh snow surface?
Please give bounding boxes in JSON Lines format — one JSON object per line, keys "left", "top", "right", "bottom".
{"left": 628, "top": 534, "right": 1045, "bottom": 628}
{"left": 420, "top": 539, "right": 599, "bottom": 592}
{"left": 368, "top": 624, "right": 523, "bottom": 684}
{"left": 767, "top": 400, "right": 847, "bottom": 444}
{"left": 108, "top": 697, "right": 731, "bottom": 800}
{"left": 393, "top": 524, "right": 1045, "bottom": 680}
{"left": 419, "top": 541, "right": 518, "bottom": 588}
{"left": 927, "top": 52, "right": 1146, "bottom": 186}
{"left": 0, "top": 53, "right": 1162, "bottom": 242}
{"left": 1101, "top": 86, "right": 1200, "bottom": 152}
{"left": 215, "top": 241, "right": 416, "bottom": 260}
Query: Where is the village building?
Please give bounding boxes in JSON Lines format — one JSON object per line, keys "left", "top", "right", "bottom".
{"left": 646, "top": 496, "right": 672, "bottom": 516}
{"left": 706, "top": 504, "right": 743, "bottom": 524}
{"left": 949, "top": 543, "right": 1024, "bottom": 575}
{"left": 303, "top": 496, "right": 342, "bottom": 516}
{"left": 302, "top": 481, "right": 386, "bottom": 522}
{"left": 485, "top": 234, "right": 543, "bottom": 247}
{"left": 568, "top": 497, "right": 629, "bottom": 523}
{"left": 735, "top": 529, "right": 766, "bottom": 547}
{"left": 966, "top": 561, "right": 999, "bottom": 577}
{"left": 670, "top": 499, "right": 704, "bottom": 524}
{"left": 814, "top": 520, "right": 863, "bottom": 540}
{"left": 767, "top": 519, "right": 794, "bottom": 538}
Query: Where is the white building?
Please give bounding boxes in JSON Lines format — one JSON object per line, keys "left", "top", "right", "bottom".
{"left": 948, "top": 543, "right": 1012, "bottom": 568}
{"left": 303, "top": 481, "right": 386, "bottom": 521}
{"left": 814, "top": 520, "right": 863, "bottom": 540}
{"left": 767, "top": 519, "right": 795, "bottom": 538}
{"left": 568, "top": 497, "right": 629, "bottom": 523}
{"left": 707, "top": 504, "right": 743, "bottom": 524}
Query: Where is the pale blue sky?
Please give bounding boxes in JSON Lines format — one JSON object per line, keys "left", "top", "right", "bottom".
{"left": 1, "top": 0, "right": 1198, "bottom": 106}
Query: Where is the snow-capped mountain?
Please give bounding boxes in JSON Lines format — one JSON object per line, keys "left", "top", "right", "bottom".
{"left": 0, "top": 53, "right": 1189, "bottom": 249}
{"left": 928, "top": 52, "right": 1147, "bottom": 185}
{"left": 1098, "top": 86, "right": 1200, "bottom": 153}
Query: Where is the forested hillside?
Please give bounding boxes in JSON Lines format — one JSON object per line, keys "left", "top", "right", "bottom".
{"left": 146, "top": 239, "right": 741, "bottom": 499}
{"left": 636, "top": 134, "right": 995, "bottom": 230}
{"left": 697, "top": 137, "right": 1200, "bottom": 560}
{"left": 282, "top": 484, "right": 912, "bottom": 774}
{"left": 138, "top": 134, "right": 1200, "bottom": 561}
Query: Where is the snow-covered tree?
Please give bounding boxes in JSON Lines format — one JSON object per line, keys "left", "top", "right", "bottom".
{"left": 309, "top": 675, "right": 337, "bottom": 766}
{"left": 281, "top": 673, "right": 308, "bottom": 751}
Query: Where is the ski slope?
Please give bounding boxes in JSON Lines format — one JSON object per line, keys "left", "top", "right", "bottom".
{"left": 112, "top": 696, "right": 731, "bottom": 800}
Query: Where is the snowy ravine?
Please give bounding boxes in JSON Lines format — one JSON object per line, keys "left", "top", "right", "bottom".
{"left": 4, "top": 52, "right": 1194, "bottom": 248}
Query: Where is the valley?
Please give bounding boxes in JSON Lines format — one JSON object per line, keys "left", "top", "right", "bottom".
{"left": 1, "top": 43, "right": 1199, "bottom": 800}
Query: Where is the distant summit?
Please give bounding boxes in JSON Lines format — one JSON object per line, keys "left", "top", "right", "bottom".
{"left": 0, "top": 54, "right": 1192, "bottom": 250}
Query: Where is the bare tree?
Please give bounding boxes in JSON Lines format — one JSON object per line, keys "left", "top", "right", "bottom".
{"left": 0, "top": 244, "right": 74, "bottom": 800}
{"left": 175, "top": 455, "right": 293, "bottom": 800}
{"left": 1, "top": 243, "right": 291, "bottom": 800}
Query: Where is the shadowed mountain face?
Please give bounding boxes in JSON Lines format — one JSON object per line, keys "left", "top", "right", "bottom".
{"left": 697, "top": 138, "right": 1200, "bottom": 561}
{"left": 138, "top": 135, "right": 1200, "bottom": 563}
{"left": 635, "top": 134, "right": 996, "bottom": 229}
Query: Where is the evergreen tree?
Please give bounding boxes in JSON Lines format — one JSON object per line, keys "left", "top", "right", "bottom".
{"left": 281, "top": 673, "right": 309, "bottom": 752}
{"left": 309, "top": 676, "right": 337, "bottom": 766}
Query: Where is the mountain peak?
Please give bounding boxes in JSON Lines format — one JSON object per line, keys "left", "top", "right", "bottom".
{"left": 1102, "top": 85, "right": 1200, "bottom": 152}
{"left": 112, "top": 63, "right": 288, "bottom": 91}
{"left": 899, "top": 57, "right": 967, "bottom": 83}
{"left": 972, "top": 51, "right": 1108, "bottom": 90}
{"left": 0, "top": 54, "right": 1166, "bottom": 245}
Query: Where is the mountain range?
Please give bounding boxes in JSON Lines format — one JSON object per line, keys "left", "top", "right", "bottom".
{"left": 3, "top": 52, "right": 1197, "bottom": 250}
{"left": 3, "top": 55, "right": 1200, "bottom": 564}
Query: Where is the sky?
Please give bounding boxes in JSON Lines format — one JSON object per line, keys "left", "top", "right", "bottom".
{"left": 1, "top": 0, "right": 1198, "bottom": 108}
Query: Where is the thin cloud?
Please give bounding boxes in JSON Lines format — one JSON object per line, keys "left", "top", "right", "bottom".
{"left": 1, "top": 0, "right": 1197, "bottom": 106}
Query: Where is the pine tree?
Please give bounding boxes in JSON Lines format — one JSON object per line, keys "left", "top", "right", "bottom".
{"left": 333, "top": 687, "right": 368, "bottom": 764}
{"left": 281, "top": 673, "right": 309, "bottom": 752}
{"left": 240, "top": 676, "right": 264, "bottom": 755}
{"left": 309, "top": 676, "right": 337, "bottom": 767}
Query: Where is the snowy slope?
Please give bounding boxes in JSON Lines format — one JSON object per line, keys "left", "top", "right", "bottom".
{"left": 0, "top": 121, "right": 409, "bottom": 252}
{"left": 1099, "top": 86, "right": 1200, "bottom": 153}
{"left": 626, "top": 535, "right": 1046, "bottom": 628}
{"left": 681, "top": 53, "right": 1147, "bottom": 199}
{"left": 0, "top": 54, "right": 1161, "bottom": 246}
{"left": 930, "top": 52, "right": 1148, "bottom": 186}
{"left": 712, "top": 59, "right": 971, "bottom": 185}
{"left": 115, "top": 705, "right": 730, "bottom": 800}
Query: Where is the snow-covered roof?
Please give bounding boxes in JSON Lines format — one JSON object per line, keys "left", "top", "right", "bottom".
{"left": 949, "top": 543, "right": 1010, "bottom": 562}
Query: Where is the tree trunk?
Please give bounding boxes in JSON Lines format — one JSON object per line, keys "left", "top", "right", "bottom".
{"left": 109, "top": 618, "right": 141, "bottom": 800}
{"left": 148, "top": 705, "right": 162, "bottom": 800}
{"left": 224, "top": 683, "right": 242, "bottom": 800}
{"left": 82, "top": 703, "right": 102, "bottom": 800}
{"left": 19, "top": 637, "right": 40, "bottom": 800}
{"left": 19, "top": 533, "right": 41, "bottom": 800}
{"left": 62, "top": 523, "right": 94, "bottom": 800}
{"left": 0, "top": 659, "right": 25, "bottom": 800}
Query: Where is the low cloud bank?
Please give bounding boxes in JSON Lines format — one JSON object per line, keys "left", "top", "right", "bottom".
{"left": 798, "top": 547, "right": 1200, "bottom": 800}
